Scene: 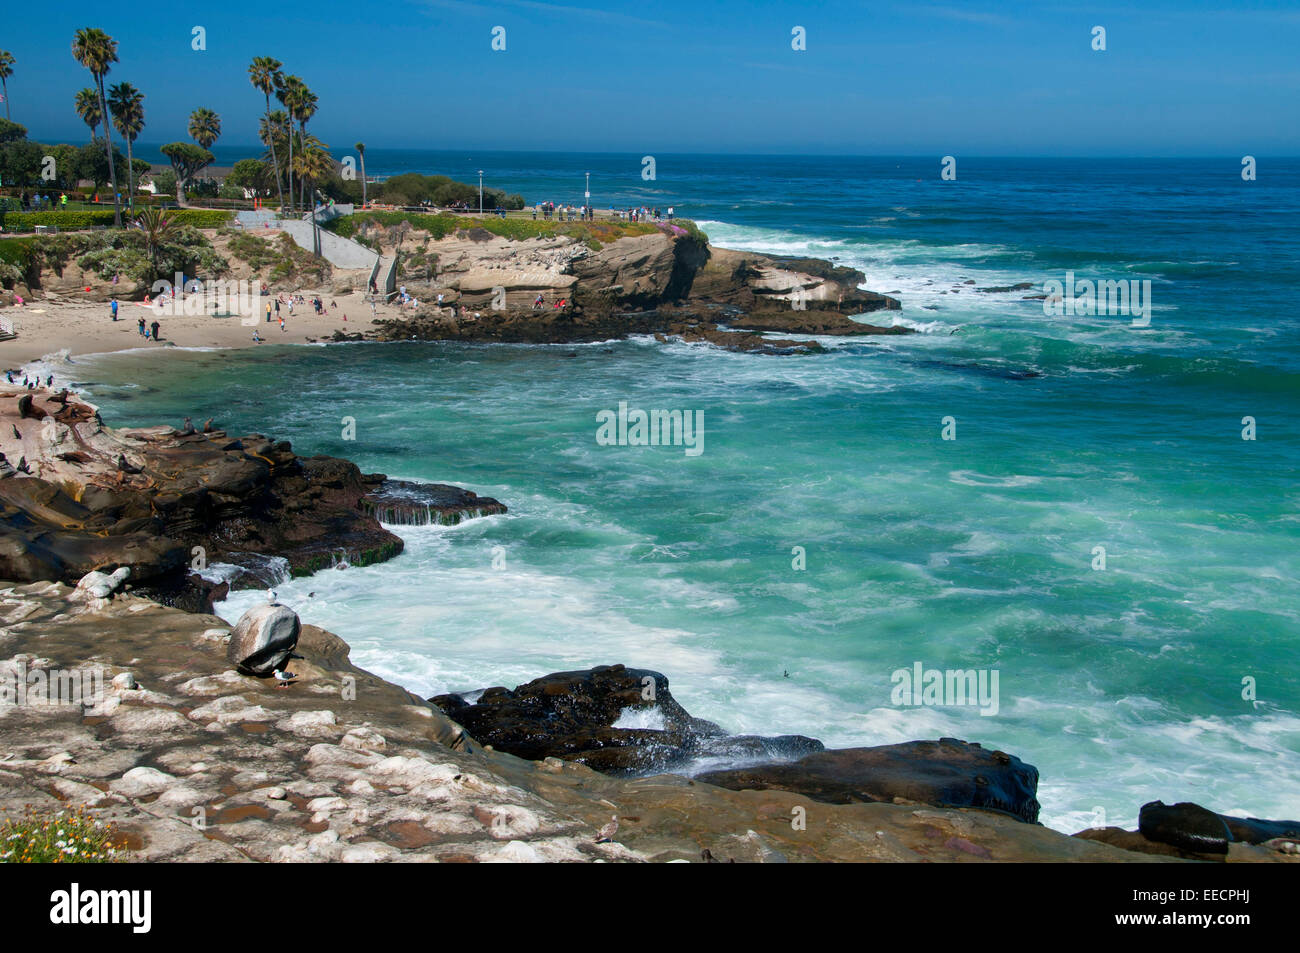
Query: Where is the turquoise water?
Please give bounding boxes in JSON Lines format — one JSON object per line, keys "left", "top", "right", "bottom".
{"left": 50, "top": 155, "right": 1300, "bottom": 832}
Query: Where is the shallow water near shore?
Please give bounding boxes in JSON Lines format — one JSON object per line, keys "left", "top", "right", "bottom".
{"left": 65, "top": 155, "right": 1300, "bottom": 833}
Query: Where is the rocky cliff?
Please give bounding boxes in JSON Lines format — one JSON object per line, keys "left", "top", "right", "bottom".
{"left": 0, "top": 580, "right": 1232, "bottom": 864}
{"left": 0, "top": 386, "right": 503, "bottom": 608}
{"left": 369, "top": 227, "right": 907, "bottom": 352}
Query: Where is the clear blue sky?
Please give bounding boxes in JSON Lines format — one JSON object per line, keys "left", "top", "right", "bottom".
{"left": 8, "top": 0, "right": 1300, "bottom": 155}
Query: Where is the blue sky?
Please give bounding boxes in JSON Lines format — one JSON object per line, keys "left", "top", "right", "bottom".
{"left": 7, "top": 0, "right": 1299, "bottom": 155}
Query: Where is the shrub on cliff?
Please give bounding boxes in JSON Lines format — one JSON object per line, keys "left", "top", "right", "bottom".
{"left": 326, "top": 211, "right": 668, "bottom": 249}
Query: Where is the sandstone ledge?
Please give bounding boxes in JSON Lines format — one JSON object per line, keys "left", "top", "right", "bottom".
{"left": 0, "top": 580, "right": 1217, "bottom": 863}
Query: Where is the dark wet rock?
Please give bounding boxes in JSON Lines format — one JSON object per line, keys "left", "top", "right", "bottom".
{"left": 978, "top": 282, "right": 1035, "bottom": 293}
{"left": 1138, "top": 801, "right": 1232, "bottom": 855}
{"left": 654, "top": 322, "right": 826, "bottom": 355}
{"left": 430, "top": 664, "right": 823, "bottom": 775}
{"left": 725, "top": 312, "right": 912, "bottom": 336}
{"left": 1074, "top": 803, "right": 1300, "bottom": 860}
{"left": 360, "top": 479, "right": 507, "bottom": 526}
{"left": 0, "top": 391, "right": 508, "bottom": 594}
{"left": 695, "top": 738, "right": 1041, "bottom": 823}
{"left": 1219, "top": 813, "right": 1300, "bottom": 844}
{"left": 130, "top": 571, "right": 230, "bottom": 615}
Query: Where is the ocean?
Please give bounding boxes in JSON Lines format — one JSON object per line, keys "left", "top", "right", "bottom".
{"left": 53, "top": 153, "right": 1300, "bottom": 833}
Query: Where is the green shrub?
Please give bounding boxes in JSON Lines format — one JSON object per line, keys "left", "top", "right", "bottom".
{"left": 325, "top": 211, "right": 671, "bottom": 249}
{"left": 0, "top": 209, "right": 231, "bottom": 232}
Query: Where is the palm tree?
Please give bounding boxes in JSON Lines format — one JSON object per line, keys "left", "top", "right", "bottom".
{"left": 294, "top": 87, "right": 318, "bottom": 213}
{"left": 108, "top": 82, "right": 144, "bottom": 212}
{"left": 72, "top": 27, "right": 122, "bottom": 227}
{"left": 188, "top": 107, "right": 221, "bottom": 149}
{"left": 295, "top": 141, "right": 333, "bottom": 254}
{"left": 135, "top": 205, "right": 178, "bottom": 279}
{"left": 275, "top": 75, "right": 305, "bottom": 214}
{"left": 75, "top": 87, "right": 101, "bottom": 141}
{"left": 248, "top": 56, "right": 286, "bottom": 214}
{"left": 259, "top": 110, "right": 290, "bottom": 166}
{"left": 355, "top": 141, "right": 366, "bottom": 208}
{"left": 0, "top": 51, "right": 14, "bottom": 121}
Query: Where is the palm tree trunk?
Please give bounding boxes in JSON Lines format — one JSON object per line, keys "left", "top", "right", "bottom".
{"left": 360, "top": 153, "right": 367, "bottom": 209}
{"left": 2, "top": 79, "right": 9, "bottom": 121}
{"left": 124, "top": 136, "right": 135, "bottom": 213}
{"left": 286, "top": 129, "right": 294, "bottom": 216}
{"left": 96, "top": 76, "right": 122, "bottom": 228}
{"left": 264, "top": 94, "right": 285, "bottom": 215}
{"left": 299, "top": 122, "right": 308, "bottom": 214}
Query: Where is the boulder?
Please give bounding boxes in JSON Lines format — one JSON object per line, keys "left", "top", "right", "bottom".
{"left": 431, "top": 664, "right": 822, "bottom": 774}
{"left": 695, "top": 739, "right": 1042, "bottom": 823}
{"left": 227, "top": 602, "right": 301, "bottom": 677}
{"left": 73, "top": 566, "right": 131, "bottom": 600}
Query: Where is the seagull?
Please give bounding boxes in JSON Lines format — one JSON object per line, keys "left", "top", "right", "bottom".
{"left": 273, "top": 668, "right": 297, "bottom": 688}
{"left": 595, "top": 815, "right": 619, "bottom": 843}
{"left": 266, "top": 588, "right": 277, "bottom": 604}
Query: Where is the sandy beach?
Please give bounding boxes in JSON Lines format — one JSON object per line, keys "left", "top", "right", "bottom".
{"left": 0, "top": 287, "right": 391, "bottom": 367}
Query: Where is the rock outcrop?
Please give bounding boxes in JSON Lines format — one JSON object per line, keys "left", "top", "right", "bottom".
{"left": 696, "top": 739, "right": 1042, "bottom": 823}
{"left": 0, "top": 388, "right": 503, "bottom": 604}
{"left": 1075, "top": 800, "right": 1300, "bottom": 861}
{"left": 369, "top": 227, "right": 907, "bottom": 350}
{"left": 0, "top": 580, "right": 1210, "bottom": 863}
{"left": 431, "top": 664, "right": 823, "bottom": 774}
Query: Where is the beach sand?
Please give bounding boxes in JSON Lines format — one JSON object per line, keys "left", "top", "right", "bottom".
{"left": 0, "top": 288, "right": 394, "bottom": 367}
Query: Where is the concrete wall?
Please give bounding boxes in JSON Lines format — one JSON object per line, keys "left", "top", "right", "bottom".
{"left": 275, "top": 220, "right": 379, "bottom": 271}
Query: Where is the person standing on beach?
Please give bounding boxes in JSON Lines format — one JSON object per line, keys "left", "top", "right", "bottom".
{"left": 265, "top": 300, "right": 272, "bottom": 323}
{"left": 137, "top": 316, "right": 145, "bottom": 337}
{"left": 150, "top": 320, "right": 160, "bottom": 341}
{"left": 110, "top": 298, "right": 118, "bottom": 321}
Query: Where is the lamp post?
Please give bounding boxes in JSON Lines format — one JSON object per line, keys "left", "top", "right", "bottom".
{"left": 584, "top": 171, "right": 590, "bottom": 221}
{"left": 478, "top": 170, "right": 484, "bottom": 215}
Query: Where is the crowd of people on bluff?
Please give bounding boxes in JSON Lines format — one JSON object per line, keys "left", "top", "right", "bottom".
{"left": 531, "top": 202, "right": 675, "bottom": 223}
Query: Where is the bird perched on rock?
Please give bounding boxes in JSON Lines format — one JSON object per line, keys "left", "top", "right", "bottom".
{"left": 16, "top": 456, "right": 30, "bottom": 474}
{"left": 10, "top": 425, "right": 20, "bottom": 440}
{"left": 273, "top": 667, "right": 297, "bottom": 688}
{"left": 595, "top": 815, "right": 619, "bottom": 843}
{"left": 181, "top": 416, "right": 195, "bottom": 435}
{"left": 267, "top": 588, "right": 277, "bottom": 605}
{"left": 202, "top": 417, "right": 214, "bottom": 433}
